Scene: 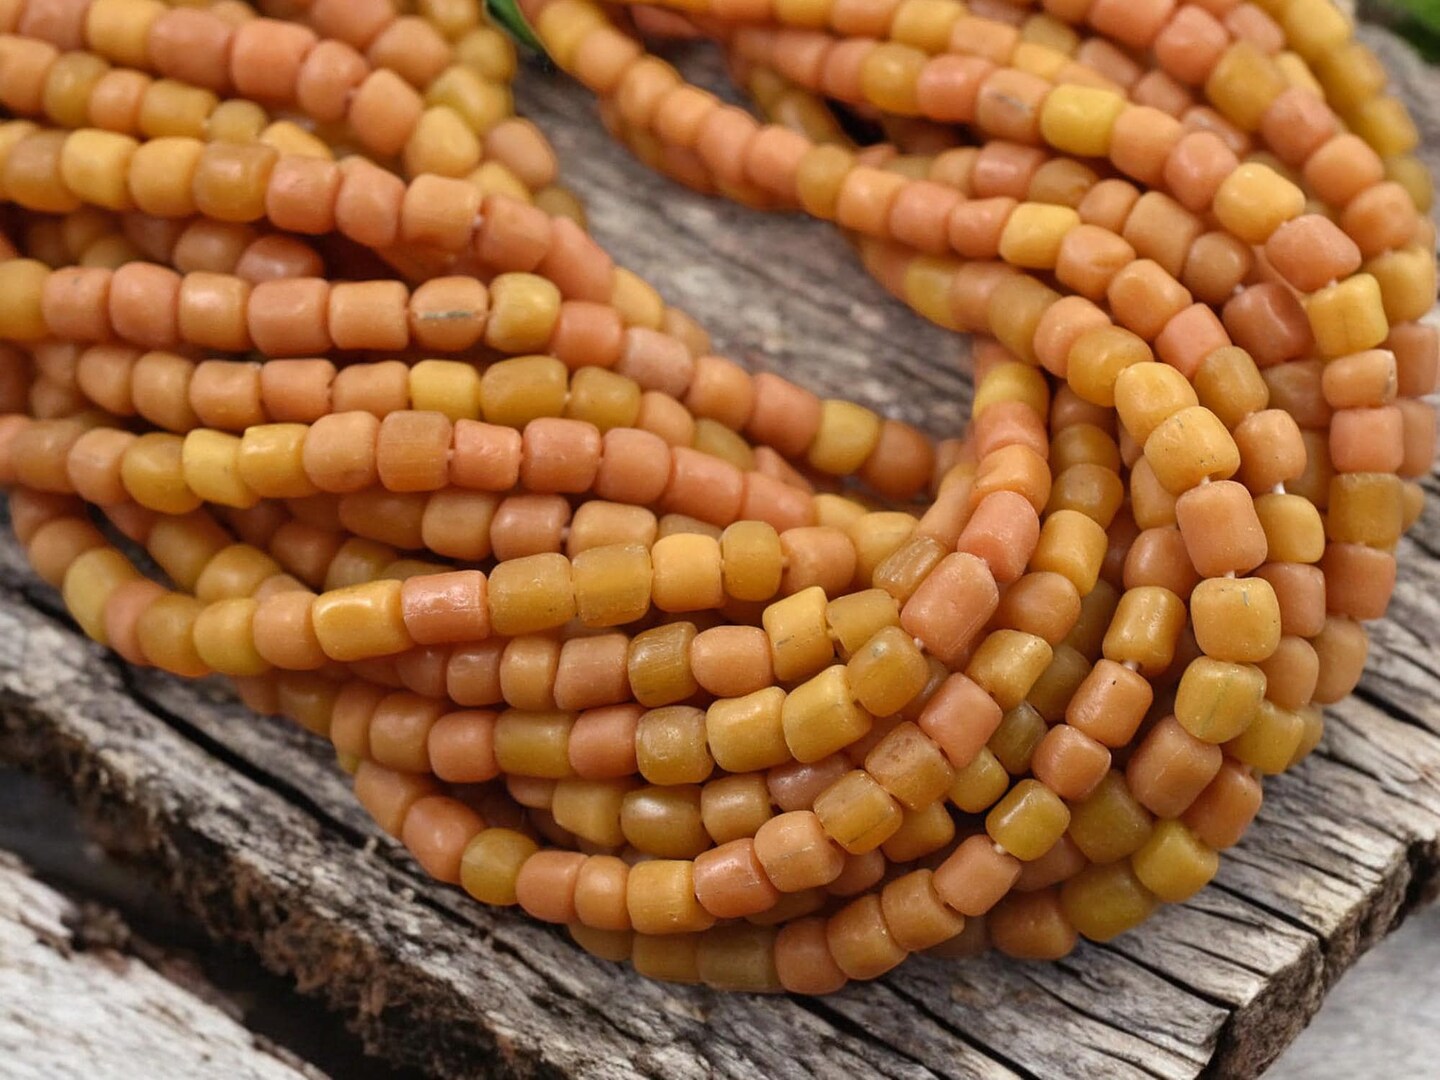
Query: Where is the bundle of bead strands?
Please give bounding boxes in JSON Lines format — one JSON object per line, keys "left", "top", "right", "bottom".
{"left": 0, "top": 0, "right": 1434, "bottom": 995}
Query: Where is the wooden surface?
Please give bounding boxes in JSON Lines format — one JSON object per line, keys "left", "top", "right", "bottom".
{"left": 0, "top": 853, "right": 321, "bottom": 1080}
{"left": 2, "top": 20, "right": 1439, "bottom": 1080}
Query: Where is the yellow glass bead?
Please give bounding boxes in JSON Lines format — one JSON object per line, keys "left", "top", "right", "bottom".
{"left": 551, "top": 779, "right": 629, "bottom": 847}
{"left": 207, "top": 99, "right": 267, "bottom": 144}
{"left": 623, "top": 784, "right": 711, "bottom": 858}
{"left": 1349, "top": 97, "right": 1419, "bottom": 158}
{"left": 610, "top": 267, "right": 666, "bottom": 330}
{"left": 1274, "top": 49, "right": 1325, "bottom": 94}
{"left": 494, "top": 709, "right": 575, "bottom": 779}
{"left": 192, "top": 597, "right": 268, "bottom": 677}
{"left": 567, "top": 367, "right": 642, "bottom": 432}
{"left": 58, "top": 130, "right": 137, "bottom": 211}
{"left": 1212, "top": 163, "right": 1305, "bottom": 245}
{"left": 135, "top": 594, "right": 209, "bottom": 677}
{"left": 650, "top": 533, "right": 724, "bottom": 613}
{"left": 998, "top": 203, "right": 1081, "bottom": 270}
{"left": 891, "top": 0, "right": 964, "bottom": 50}
{"left": 1305, "top": 274, "right": 1390, "bottom": 360}
{"left": 707, "top": 687, "right": 790, "bottom": 773}
{"left": 846, "top": 625, "right": 930, "bottom": 717}
{"left": 404, "top": 107, "right": 482, "bottom": 178}
{"left": 880, "top": 801, "right": 957, "bottom": 863}
{"left": 460, "top": 828, "right": 538, "bottom": 906}
{"left": 237, "top": 425, "right": 318, "bottom": 499}
{"left": 194, "top": 545, "right": 281, "bottom": 603}
{"left": 126, "top": 137, "right": 204, "bottom": 217}
{"left": 700, "top": 775, "right": 773, "bottom": 845}
{"left": 568, "top": 925, "right": 632, "bottom": 963}
{"left": 1327, "top": 472, "right": 1405, "bottom": 548}
{"left": 1065, "top": 324, "right": 1153, "bottom": 408}
{"left": 572, "top": 542, "right": 652, "bottom": 628}
{"left": 1289, "top": 704, "right": 1326, "bottom": 769}
{"left": 630, "top": 932, "right": 701, "bottom": 985}
{"left": 1041, "top": 87, "right": 1126, "bottom": 158}
{"left": 424, "top": 63, "right": 510, "bottom": 132}
{"left": 808, "top": 399, "right": 883, "bottom": 476}
{"left": 628, "top": 622, "right": 698, "bottom": 708}
{"left": 636, "top": 706, "right": 714, "bottom": 785}
{"left": 1314, "top": 42, "right": 1386, "bottom": 107}
{"left": 904, "top": 256, "right": 963, "bottom": 330}
{"left": 533, "top": 0, "right": 608, "bottom": 66}
{"left": 1366, "top": 248, "right": 1436, "bottom": 324}
{"left": 848, "top": 511, "right": 918, "bottom": 585}
{"left": 1030, "top": 508, "right": 1108, "bottom": 595}
{"left": 86, "top": 0, "right": 167, "bottom": 68}
{"left": 486, "top": 552, "right": 575, "bottom": 636}
{"left": 1204, "top": 42, "right": 1287, "bottom": 132}
{"left": 987, "top": 702, "right": 1048, "bottom": 775}
{"left": 1282, "top": 0, "right": 1351, "bottom": 60}
{"left": 813, "top": 770, "right": 905, "bottom": 854}
{"left": 1225, "top": 699, "right": 1304, "bottom": 775}
{"left": 259, "top": 121, "right": 332, "bottom": 160}
{"left": 1190, "top": 577, "right": 1282, "bottom": 664}
{"left": 1101, "top": 586, "right": 1187, "bottom": 677}
{"left": 485, "top": 274, "right": 561, "bottom": 353}
{"left": 0, "top": 258, "right": 51, "bottom": 341}
{"left": 1194, "top": 347, "right": 1268, "bottom": 431}
{"left": 697, "top": 925, "right": 782, "bottom": 993}
{"left": 782, "top": 665, "right": 872, "bottom": 763}
{"left": 1385, "top": 154, "right": 1433, "bottom": 213}
{"left": 972, "top": 361, "right": 1050, "bottom": 419}
{"left": 965, "top": 630, "right": 1054, "bottom": 712}
{"left": 311, "top": 579, "right": 412, "bottom": 662}
{"left": 61, "top": 546, "right": 137, "bottom": 645}
{"left": 181, "top": 429, "right": 259, "bottom": 509}
{"left": 1253, "top": 493, "right": 1325, "bottom": 563}
{"left": 1067, "top": 771, "right": 1153, "bottom": 865}
{"left": 987, "top": 779, "right": 1072, "bottom": 862}
{"left": 1114, "top": 362, "right": 1198, "bottom": 445}
{"left": 121, "top": 433, "right": 204, "bottom": 515}
{"left": 859, "top": 42, "right": 925, "bottom": 115}
{"left": 410, "top": 359, "right": 482, "bottom": 421}
{"left": 1027, "top": 644, "right": 1093, "bottom": 723}
{"left": 948, "top": 747, "right": 1010, "bottom": 813}
{"left": 763, "top": 586, "right": 835, "bottom": 683}
{"left": 1131, "top": 820, "right": 1219, "bottom": 903}
{"left": 865, "top": 721, "right": 956, "bottom": 810}
{"left": 1143, "top": 406, "right": 1241, "bottom": 494}
{"left": 1174, "top": 657, "right": 1266, "bottom": 744}
{"left": 1060, "top": 862, "right": 1158, "bottom": 942}
{"left": 626, "top": 860, "right": 716, "bottom": 935}
{"left": 826, "top": 589, "right": 902, "bottom": 660}
{"left": 1012, "top": 42, "right": 1068, "bottom": 81}
{"left": 721, "top": 520, "right": 785, "bottom": 603}
{"left": 480, "top": 354, "right": 567, "bottom": 428}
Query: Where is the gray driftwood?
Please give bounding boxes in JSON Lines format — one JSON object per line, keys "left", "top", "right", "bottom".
{"left": 2, "top": 19, "right": 1439, "bottom": 1080}
{"left": 0, "top": 852, "right": 322, "bottom": 1080}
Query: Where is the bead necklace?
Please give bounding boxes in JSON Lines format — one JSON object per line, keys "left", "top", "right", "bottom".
{"left": 0, "top": 0, "right": 1433, "bottom": 993}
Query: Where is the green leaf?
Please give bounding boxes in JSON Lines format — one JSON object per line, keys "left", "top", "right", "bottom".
{"left": 1392, "top": 0, "right": 1440, "bottom": 32}
{"left": 484, "top": 0, "right": 546, "bottom": 56}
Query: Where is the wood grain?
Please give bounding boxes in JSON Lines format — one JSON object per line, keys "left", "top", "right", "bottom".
{"left": 1, "top": 19, "right": 1438, "bottom": 1080}
{"left": 0, "top": 853, "right": 321, "bottom": 1080}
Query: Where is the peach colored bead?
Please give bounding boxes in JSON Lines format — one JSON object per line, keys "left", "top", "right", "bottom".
{"left": 933, "top": 834, "right": 1021, "bottom": 917}
{"left": 693, "top": 839, "right": 781, "bottom": 919}
{"left": 900, "top": 552, "right": 999, "bottom": 667}
{"left": 955, "top": 490, "right": 1040, "bottom": 584}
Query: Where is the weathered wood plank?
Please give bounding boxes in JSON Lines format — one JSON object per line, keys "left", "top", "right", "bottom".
{"left": 0, "top": 16, "right": 1437, "bottom": 1080}
{"left": 0, "top": 852, "right": 321, "bottom": 1080}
